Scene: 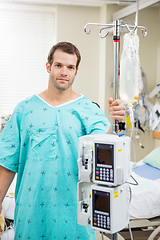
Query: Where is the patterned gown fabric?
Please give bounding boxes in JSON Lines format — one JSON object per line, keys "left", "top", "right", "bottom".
{"left": 0, "top": 95, "right": 110, "bottom": 240}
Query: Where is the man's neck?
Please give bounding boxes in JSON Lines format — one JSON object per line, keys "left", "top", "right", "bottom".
{"left": 39, "top": 88, "right": 80, "bottom": 107}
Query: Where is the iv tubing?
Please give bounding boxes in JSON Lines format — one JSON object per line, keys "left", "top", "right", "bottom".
{"left": 128, "top": 105, "right": 134, "bottom": 139}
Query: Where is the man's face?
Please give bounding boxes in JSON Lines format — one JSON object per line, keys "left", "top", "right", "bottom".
{"left": 46, "top": 49, "right": 78, "bottom": 92}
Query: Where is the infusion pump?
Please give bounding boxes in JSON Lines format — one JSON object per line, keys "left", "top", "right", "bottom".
{"left": 77, "top": 134, "right": 131, "bottom": 234}
{"left": 77, "top": 182, "right": 129, "bottom": 234}
{"left": 78, "top": 134, "right": 131, "bottom": 186}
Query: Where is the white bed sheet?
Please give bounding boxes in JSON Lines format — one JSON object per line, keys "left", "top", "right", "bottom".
{"left": 2, "top": 165, "right": 160, "bottom": 221}
{"left": 129, "top": 161, "right": 160, "bottom": 219}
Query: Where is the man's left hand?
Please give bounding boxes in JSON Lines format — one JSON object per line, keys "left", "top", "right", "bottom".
{"left": 108, "top": 98, "right": 125, "bottom": 122}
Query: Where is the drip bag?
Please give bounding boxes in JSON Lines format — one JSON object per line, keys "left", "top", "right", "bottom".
{"left": 119, "top": 33, "right": 143, "bottom": 104}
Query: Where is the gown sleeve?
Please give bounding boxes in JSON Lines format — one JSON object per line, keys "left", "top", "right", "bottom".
{"left": 0, "top": 103, "right": 24, "bottom": 172}
{"left": 81, "top": 100, "right": 111, "bottom": 135}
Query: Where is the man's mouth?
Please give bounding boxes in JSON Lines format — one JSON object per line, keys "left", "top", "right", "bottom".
{"left": 57, "top": 78, "right": 68, "bottom": 82}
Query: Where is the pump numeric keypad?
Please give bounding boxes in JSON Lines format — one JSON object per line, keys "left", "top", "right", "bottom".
{"left": 95, "top": 167, "right": 114, "bottom": 182}
{"left": 93, "top": 213, "right": 110, "bottom": 230}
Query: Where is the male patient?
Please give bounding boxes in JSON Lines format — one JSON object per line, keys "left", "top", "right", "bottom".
{"left": 0, "top": 42, "right": 125, "bottom": 240}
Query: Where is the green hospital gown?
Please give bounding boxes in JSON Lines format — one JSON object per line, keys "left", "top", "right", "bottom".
{"left": 0, "top": 95, "right": 110, "bottom": 240}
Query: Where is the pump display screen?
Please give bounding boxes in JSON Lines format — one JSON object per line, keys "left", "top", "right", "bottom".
{"left": 95, "top": 143, "right": 113, "bottom": 166}
{"left": 92, "top": 190, "right": 110, "bottom": 230}
{"left": 95, "top": 193, "right": 110, "bottom": 213}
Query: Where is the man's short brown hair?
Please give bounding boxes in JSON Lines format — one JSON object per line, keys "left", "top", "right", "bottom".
{"left": 47, "top": 42, "right": 81, "bottom": 69}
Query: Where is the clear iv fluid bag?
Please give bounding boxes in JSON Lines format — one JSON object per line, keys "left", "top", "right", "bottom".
{"left": 119, "top": 33, "right": 143, "bottom": 104}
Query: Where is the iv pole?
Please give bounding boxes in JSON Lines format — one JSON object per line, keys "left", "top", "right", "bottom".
{"left": 84, "top": 19, "right": 147, "bottom": 240}
{"left": 113, "top": 20, "right": 120, "bottom": 135}
{"left": 84, "top": 20, "right": 147, "bottom": 136}
{"left": 84, "top": 20, "right": 120, "bottom": 239}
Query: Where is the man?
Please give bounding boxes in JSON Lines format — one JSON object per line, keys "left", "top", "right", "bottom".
{"left": 0, "top": 42, "right": 125, "bottom": 239}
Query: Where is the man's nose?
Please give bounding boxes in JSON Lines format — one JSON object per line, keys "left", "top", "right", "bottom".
{"left": 60, "top": 66, "right": 68, "bottom": 75}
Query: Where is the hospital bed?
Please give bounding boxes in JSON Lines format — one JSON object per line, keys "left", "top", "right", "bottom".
{"left": 105, "top": 148, "right": 160, "bottom": 240}
{"left": 1, "top": 151, "right": 160, "bottom": 240}
{"left": 120, "top": 159, "right": 160, "bottom": 240}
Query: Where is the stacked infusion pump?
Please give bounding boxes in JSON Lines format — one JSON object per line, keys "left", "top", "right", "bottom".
{"left": 77, "top": 134, "right": 131, "bottom": 234}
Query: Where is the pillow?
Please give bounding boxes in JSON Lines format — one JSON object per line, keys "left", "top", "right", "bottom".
{"left": 143, "top": 147, "right": 160, "bottom": 169}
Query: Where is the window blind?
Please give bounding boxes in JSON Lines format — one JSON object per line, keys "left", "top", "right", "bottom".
{"left": 0, "top": 3, "right": 56, "bottom": 114}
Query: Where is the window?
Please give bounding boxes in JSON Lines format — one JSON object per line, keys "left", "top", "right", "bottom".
{"left": 0, "top": 3, "right": 56, "bottom": 114}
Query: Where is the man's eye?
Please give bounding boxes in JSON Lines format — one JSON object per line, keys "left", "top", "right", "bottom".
{"left": 55, "top": 64, "right": 61, "bottom": 68}
{"left": 69, "top": 66, "right": 75, "bottom": 70}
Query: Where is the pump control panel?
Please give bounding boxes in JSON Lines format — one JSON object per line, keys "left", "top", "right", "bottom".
{"left": 78, "top": 134, "right": 131, "bottom": 186}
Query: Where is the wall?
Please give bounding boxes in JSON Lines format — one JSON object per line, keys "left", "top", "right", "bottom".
{"left": 139, "top": 7, "right": 158, "bottom": 92}
{"left": 56, "top": 4, "right": 160, "bottom": 160}
{"left": 99, "top": 5, "right": 160, "bottom": 160}
{"left": 122, "top": 6, "right": 160, "bottom": 159}
{"left": 56, "top": 5, "right": 101, "bottom": 103}
{"left": 113, "top": 6, "right": 160, "bottom": 94}
{"left": 56, "top": 4, "right": 123, "bottom": 113}
{"left": 55, "top": 5, "right": 159, "bottom": 240}
{"left": 157, "top": 7, "right": 160, "bottom": 84}
{"left": 155, "top": 7, "right": 160, "bottom": 148}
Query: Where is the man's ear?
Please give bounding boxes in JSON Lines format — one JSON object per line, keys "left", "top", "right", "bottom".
{"left": 75, "top": 67, "right": 78, "bottom": 76}
{"left": 46, "top": 62, "right": 51, "bottom": 73}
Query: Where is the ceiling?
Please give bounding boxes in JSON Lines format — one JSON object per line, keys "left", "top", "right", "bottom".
{"left": 0, "top": 0, "right": 137, "bottom": 7}
{"left": 0, "top": 0, "right": 159, "bottom": 9}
